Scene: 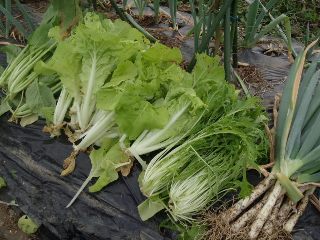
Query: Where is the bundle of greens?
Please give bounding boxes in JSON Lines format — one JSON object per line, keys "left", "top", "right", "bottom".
{"left": 35, "top": 13, "right": 204, "bottom": 206}
{"left": 205, "top": 41, "right": 320, "bottom": 240}
{"left": 138, "top": 67, "right": 268, "bottom": 222}
{"left": 0, "top": 23, "right": 58, "bottom": 124}
{"left": 33, "top": 11, "right": 267, "bottom": 211}
{"left": 0, "top": 0, "right": 82, "bottom": 125}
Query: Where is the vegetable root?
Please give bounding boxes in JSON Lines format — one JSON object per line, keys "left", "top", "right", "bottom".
{"left": 232, "top": 189, "right": 270, "bottom": 232}
{"left": 227, "top": 174, "right": 276, "bottom": 222}
{"left": 283, "top": 187, "right": 314, "bottom": 232}
{"left": 248, "top": 181, "right": 283, "bottom": 239}
{"left": 205, "top": 178, "right": 313, "bottom": 240}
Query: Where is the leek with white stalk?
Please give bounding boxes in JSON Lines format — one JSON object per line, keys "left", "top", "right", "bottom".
{"left": 205, "top": 40, "right": 320, "bottom": 240}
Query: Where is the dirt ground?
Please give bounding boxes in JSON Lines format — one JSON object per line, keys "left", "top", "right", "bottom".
{"left": 0, "top": 205, "right": 37, "bottom": 240}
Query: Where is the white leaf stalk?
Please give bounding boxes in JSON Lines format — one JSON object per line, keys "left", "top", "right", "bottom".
{"left": 77, "top": 51, "right": 98, "bottom": 131}
{"left": 53, "top": 87, "right": 73, "bottom": 126}
{"left": 74, "top": 110, "right": 115, "bottom": 152}
{"left": 168, "top": 171, "right": 211, "bottom": 222}
{"left": 7, "top": 43, "right": 56, "bottom": 98}
{"left": 126, "top": 105, "right": 188, "bottom": 169}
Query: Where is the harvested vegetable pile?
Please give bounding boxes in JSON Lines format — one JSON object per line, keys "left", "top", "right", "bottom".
{"left": 205, "top": 41, "right": 320, "bottom": 240}
{"left": 0, "top": 8, "right": 269, "bottom": 238}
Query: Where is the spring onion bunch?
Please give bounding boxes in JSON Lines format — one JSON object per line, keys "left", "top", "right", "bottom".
{"left": 206, "top": 40, "right": 320, "bottom": 240}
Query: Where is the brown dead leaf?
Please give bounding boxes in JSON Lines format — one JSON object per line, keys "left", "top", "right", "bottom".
{"left": 61, "top": 151, "right": 78, "bottom": 176}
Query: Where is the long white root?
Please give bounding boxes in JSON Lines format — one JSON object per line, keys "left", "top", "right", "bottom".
{"left": 248, "top": 181, "right": 283, "bottom": 239}
{"left": 227, "top": 174, "right": 276, "bottom": 222}
{"left": 262, "top": 193, "right": 284, "bottom": 235}
{"left": 283, "top": 187, "right": 315, "bottom": 233}
{"left": 232, "top": 190, "right": 270, "bottom": 232}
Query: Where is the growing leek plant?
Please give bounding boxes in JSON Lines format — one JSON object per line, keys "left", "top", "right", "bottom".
{"left": 243, "top": 0, "right": 296, "bottom": 57}
{"left": 188, "top": 0, "right": 234, "bottom": 78}
{"left": 152, "top": 0, "right": 160, "bottom": 23}
{"left": 206, "top": 40, "right": 320, "bottom": 239}
{"left": 0, "top": 0, "right": 35, "bottom": 38}
{"left": 133, "top": 0, "right": 147, "bottom": 17}
{"left": 168, "top": 0, "right": 178, "bottom": 29}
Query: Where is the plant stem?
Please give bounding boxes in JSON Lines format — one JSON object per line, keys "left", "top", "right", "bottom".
{"left": 224, "top": 3, "right": 231, "bottom": 81}
{"left": 230, "top": 0, "right": 238, "bottom": 68}
{"left": 232, "top": 189, "right": 269, "bottom": 231}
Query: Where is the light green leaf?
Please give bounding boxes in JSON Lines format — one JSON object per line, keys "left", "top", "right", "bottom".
{"left": 104, "top": 60, "right": 138, "bottom": 88}
{"left": 18, "top": 215, "right": 39, "bottom": 235}
{"left": 0, "top": 176, "right": 6, "bottom": 189}
{"left": 20, "top": 114, "right": 38, "bottom": 127}
{"left": 142, "top": 42, "right": 182, "bottom": 64}
{"left": 89, "top": 141, "right": 130, "bottom": 192}
{"left": 115, "top": 95, "right": 169, "bottom": 139}
{"left": 138, "top": 197, "right": 165, "bottom": 221}
{"left": 96, "top": 88, "right": 123, "bottom": 111}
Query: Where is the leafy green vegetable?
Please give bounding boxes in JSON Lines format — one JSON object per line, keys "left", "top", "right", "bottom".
{"left": 138, "top": 57, "right": 268, "bottom": 221}
{"left": 66, "top": 140, "right": 130, "bottom": 207}
{"left": 0, "top": 176, "right": 6, "bottom": 189}
{"left": 0, "top": 0, "right": 82, "bottom": 124}
{"left": 18, "top": 215, "right": 39, "bottom": 235}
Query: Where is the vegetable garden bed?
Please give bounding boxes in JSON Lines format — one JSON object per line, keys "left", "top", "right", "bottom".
{"left": 1, "top": 1, "right": 320, "bottom": 240}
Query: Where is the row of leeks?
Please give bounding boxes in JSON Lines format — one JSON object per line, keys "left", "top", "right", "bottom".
{"left": 205, "top": 40, "right": 320, "bottom": 240}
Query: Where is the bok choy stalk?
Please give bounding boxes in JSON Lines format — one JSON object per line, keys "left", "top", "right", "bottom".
{"left": 138, "top": 90, "right": 268, "bottom": 222}
{"left": 0, "top": 22, "right": 57, "bottom": 124}
{"left": 46, "top": 13, "right": 178, "bottom": 176}
{"left": 0, "top": 0, "right": 82, "bottom": 124}
{"left": 206, "top": 40, "right": 320, "bottom": 240}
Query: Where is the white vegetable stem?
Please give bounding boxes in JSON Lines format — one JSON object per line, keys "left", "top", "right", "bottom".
{"left": 169, "top": 171, "right": 211, "bottom": 222}
{"left": 283, "top": 187, "right": 314, "bottom": 233}
{"left": 80, "top": 52, "right": 97, "bottom": 130}
{"left": 53, "top": 87, "right": 73, "bottom": 126}
{"left": 127, "top": 106, "right": 188, "bottom": 163}
{"left": 227, "top": 174, "right": 276, "bottom": 222}
{"left": 74, "top": 111, "right": 115, "bottom": 151}
{"left": 232, "top": 190, "right": 269, "bottom": 232}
